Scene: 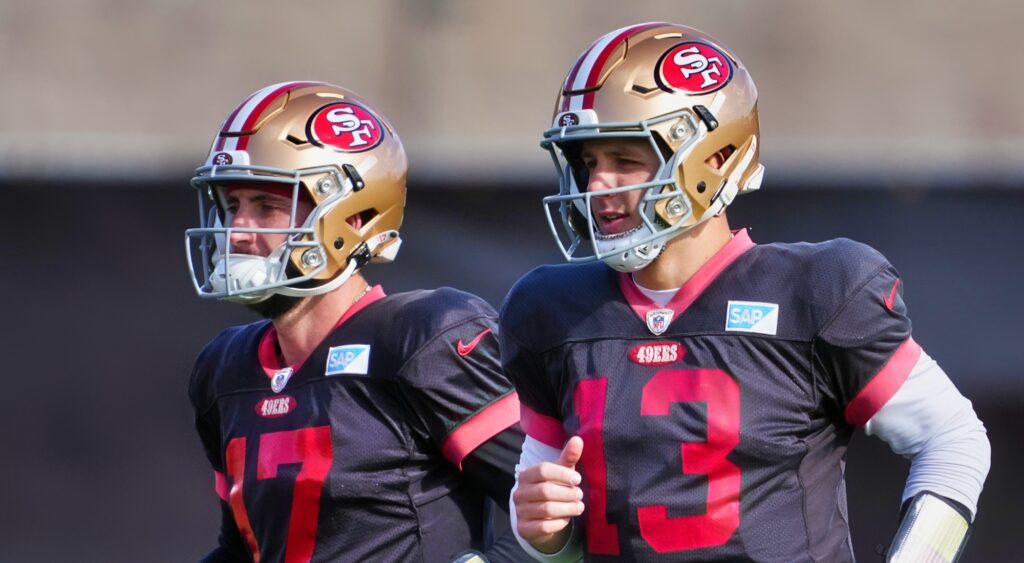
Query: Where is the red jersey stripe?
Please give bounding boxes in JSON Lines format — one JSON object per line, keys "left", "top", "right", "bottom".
{"left": 520, "top": 403, "right": 568, "bottom": 450}
{"left": 844, "top": 337, "right": 922, "bottom": 426}
{"left": 441, "top": 392, "right": 521, "bottom": 469}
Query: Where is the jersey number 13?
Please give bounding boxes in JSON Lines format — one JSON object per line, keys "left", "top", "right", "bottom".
{"left": 574, "top": 369, "right": 740, "bottom": 554}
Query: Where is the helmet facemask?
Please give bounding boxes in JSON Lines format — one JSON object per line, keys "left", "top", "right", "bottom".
{"left": 540, "top": 23, "right": 765, "bottom": 272}
{"left": 186, "top": 158, "right": 398, "bottom": 303}
{"left": 542, "top": 108, "right": 709, "bottom": 272}
{"left": 185, "top": 82, "right": 407, "bottom": 304}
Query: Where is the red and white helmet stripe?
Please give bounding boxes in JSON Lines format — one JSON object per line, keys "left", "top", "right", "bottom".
{"left": 213, "top": 81, "right": 322, "bottom": 152}
{"left": 560, "top": 22, "right": 668, "bottom": 112}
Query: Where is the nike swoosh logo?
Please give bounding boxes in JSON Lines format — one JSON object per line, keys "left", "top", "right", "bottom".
{"left": 457, "top": 328, "right": 492, "bottom": 357}
{"left": 884, "top": 278, "right": 901, "bottom": 311}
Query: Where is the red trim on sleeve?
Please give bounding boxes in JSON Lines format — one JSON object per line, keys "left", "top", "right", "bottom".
{"left": 844, "top": 337, "right": 922, "bottom": 426}
{"left": 520, "top": 403, "right": 568, "bottom": 450}
{"left": 442, "top": 392, "right": 521, "bottom": 470}
{"left": 214, "top": 470, "right": 228, "bottom": 502}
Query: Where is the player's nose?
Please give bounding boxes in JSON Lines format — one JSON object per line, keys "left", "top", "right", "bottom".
{"left": 587, "top": 165, "right": 620, "bottom": 194}
{"left": 227, "top": 209, "right": 257, "bottom": 250}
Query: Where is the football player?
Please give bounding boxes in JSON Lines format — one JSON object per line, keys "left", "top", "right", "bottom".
{"left": 501, "top": 23, "right": 990, "bottom": 562}
{"left": 185, "top": 82, "right": 526, "bottom": 562}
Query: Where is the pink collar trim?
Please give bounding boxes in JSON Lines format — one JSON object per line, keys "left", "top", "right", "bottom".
{"left": 256, "top": 285, "right": 387, "bottom": 377}
{"left": 618, "top": 230, "right": 754, "bottom": 325}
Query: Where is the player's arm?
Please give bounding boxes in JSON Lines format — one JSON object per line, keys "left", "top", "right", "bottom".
{"left": 456, "top": 423, "right": 530, "bottom": 563}
{"left": 885, "top": 491, "right": 973, "bottom": 562}
{"left": 396, "top": 306, "right": 533, "bottom": 563}
{"left": 460, "top": 422, "right": 523, "bottom": 508}
{"left": 197, "top": 509, "right": 251, "bottom": 563}
{"left": 497, "top": 316, "right": 584, "bottom": 562}
{"left": 815, "top": 254, "right": 989, "bottom": 561}
{"left": 190, "top": 358, "right": 252, "bottom": 562}
{"left": 864, "top": 349, "right": 989, "bottom": 561}
{"left": 196, "top": 469, "right": 253, "bottom": 562}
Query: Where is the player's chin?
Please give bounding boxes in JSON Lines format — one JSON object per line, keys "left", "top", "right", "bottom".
{"left": 245, "top": 293, "right": 303, "bottom": 319}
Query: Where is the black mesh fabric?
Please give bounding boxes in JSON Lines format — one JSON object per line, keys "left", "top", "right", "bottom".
{"left": 500, "top": 236, "right": 912, "bottom": 562}
{"left": 189, "top": 288, "right": 517, "bottom": 562}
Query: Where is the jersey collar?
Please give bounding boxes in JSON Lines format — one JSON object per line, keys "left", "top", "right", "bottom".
{"left": 618, "top": 229, "right": 754, "bottom": 328}
{"left": 257, "top": 284, "right": 387, "bottom": 377}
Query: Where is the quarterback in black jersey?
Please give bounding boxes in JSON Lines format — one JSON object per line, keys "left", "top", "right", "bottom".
{"left": 185, "top": 82, "right": 526, "bottom": 562}
{"left": 502, "top": 24, "right": 990, "bottom": 562}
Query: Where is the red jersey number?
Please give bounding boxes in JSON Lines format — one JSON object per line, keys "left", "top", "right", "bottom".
{"left": 575, "top": 369, "right": 741, "bottom": 554}
{"left": 225, "top": 426, "right": 333, "bottom": 562}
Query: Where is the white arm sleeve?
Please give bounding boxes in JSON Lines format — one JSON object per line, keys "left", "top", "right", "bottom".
{"left": 865, "top": 350, "right": 990, "bottom": 520}
{"left": 509, "top": 436, "right": 584, "bottom": 562}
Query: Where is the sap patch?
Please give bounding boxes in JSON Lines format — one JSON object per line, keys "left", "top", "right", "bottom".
{"left": 325, "top": 344, "right": 371, "bottom": 376}
{"left": 725, "top": 301, "right": 779, "bottom": 335}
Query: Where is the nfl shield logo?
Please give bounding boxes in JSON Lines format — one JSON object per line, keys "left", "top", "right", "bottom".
{"left": 645, "top": 308, "right": 675, "bottom": 336}
{"left": 271, "top": 367, "right": 294, "bottom": 393}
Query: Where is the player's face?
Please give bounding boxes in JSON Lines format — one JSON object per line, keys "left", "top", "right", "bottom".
{"left": 579, "top": 138, "right": 660, "bottom": 235}
{"left": 223, "top": 186, "right": 313, "bottom": 257}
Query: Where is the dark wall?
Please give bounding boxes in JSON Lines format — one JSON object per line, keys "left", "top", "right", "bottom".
{"left": 1, "top": 181, "right": 1019, "bottom": 561}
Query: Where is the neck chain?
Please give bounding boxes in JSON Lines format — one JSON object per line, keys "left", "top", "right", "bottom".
{"left": 352, "top": 283, "right": 372, "bottom": 305}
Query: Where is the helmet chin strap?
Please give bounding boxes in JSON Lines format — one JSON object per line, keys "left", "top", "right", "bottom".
{"left": 275, "top": 229, "right": 401, "bottom": 298}
{"left": 703, "top": 138, "right": 762, "bottom": 220}
{"left": 275, "top": 255, "right": 358, "bottom": 298}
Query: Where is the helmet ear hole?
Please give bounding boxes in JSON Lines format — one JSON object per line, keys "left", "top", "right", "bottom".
{"left": 333, "top": 237, "right": 344, "bottom": 250}
{"left": 345, "top": 209, "right": 379, "bottom": 231}
{"left": 706, "top": 145, "right": 736, "bottom": 170}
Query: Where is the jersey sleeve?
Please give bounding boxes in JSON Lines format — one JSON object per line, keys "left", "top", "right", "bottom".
{"left": 813, "top": 258, "right": 922, "bottom": 427}
{"left": 188, "top": 341, "right": 253, "bottom": 561}
{"left": 396, "top": 314, "right": 520, "bottom": 469}
{"left": 498, "top": 288, "right": 570, "bottom": 451}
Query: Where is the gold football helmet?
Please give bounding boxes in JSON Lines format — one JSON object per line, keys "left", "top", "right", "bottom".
{"left": 541, "top": 22, "right": 764, "bottom": 271}
{"left": 186, "top": 81, "right": 407, "bottom": 302}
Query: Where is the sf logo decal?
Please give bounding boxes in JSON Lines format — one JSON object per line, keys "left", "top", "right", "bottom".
{"left": 657, "top": 42, "right": 733, "bottom": 94}
{"left": 308, "top": 102, "right": 384, "bottom": 152}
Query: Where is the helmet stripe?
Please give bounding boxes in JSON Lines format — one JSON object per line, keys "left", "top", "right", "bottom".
{"left": 560, "top": 47, "right": 589, "bottom": 112}
{"left": 216, "top": 81, "right": 322, "bottom": 151}
{"left": 214, "top": 92, "right": 257, "bottom": 151}
{"left": 564, "top": 26, "right": 630, "bottom": 112}
{"left": 215, "top": 83, "right": 285, "bottom": 151}
{"left": 581, "top": 22, "right": 666, "bottom": 109}
{"left": 561, "top": 22, "right": 668, "bottom": 112}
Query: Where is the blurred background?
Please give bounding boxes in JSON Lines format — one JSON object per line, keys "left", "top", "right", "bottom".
{"left": 1, "top": 0, "right": 1021, "bottom": 560}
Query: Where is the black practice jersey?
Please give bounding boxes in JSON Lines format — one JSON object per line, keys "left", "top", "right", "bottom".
{"left": 190, "top": 286, "right": 520, "bottom": 562}
{"left": 500, "top": 231, "right": 922, "bottom": 562}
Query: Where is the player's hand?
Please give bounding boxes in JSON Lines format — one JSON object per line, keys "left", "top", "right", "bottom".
{"left": 513, "top": 436, "right": 585, "bottom": 554}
